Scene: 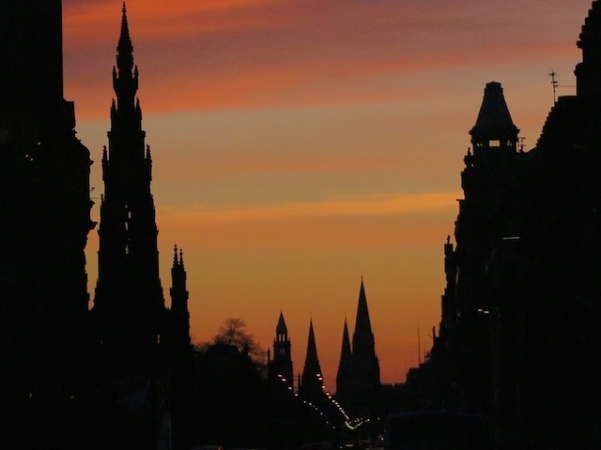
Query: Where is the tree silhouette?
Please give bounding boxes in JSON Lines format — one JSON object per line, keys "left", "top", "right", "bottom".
{"left": 212, "top": 318, "right": 266, "bottom": 368}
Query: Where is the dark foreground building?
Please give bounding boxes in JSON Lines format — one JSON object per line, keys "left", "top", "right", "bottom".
{"left": 0, "top": 2, "right": 191, "bottom": 448}
{"left": 410, "top": 1, "right": 601, "bottom": 448}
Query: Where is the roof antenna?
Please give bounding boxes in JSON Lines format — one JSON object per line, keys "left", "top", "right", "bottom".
{"left": 549, "top": 69, "right": 558, "bottom": 104}
{"left": 549, "top": 69, "right": 575, "bottom": 103}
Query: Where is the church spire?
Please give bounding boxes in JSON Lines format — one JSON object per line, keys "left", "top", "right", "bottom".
{"left": 113, "top": 2, "right": 138, "bottom": 112}
{"left": 350, "top": 278, "right": 381, "bottom": 398}
{"left": 336, "top": 318, "right": 353, "bottom": 395}
{"left": 304, "top": 319, "right": 321, "bottom": 375}
{"left": 300, "top": 318, "right": 324, "bottom": 401}
{"left": 340, "top": 318, "right": 352, "bottom": 361}
{"left": 354, "top": 278, "right": 373, "bottom": 336}
{"left": 276, "top": 310, "right": 288, "bottom": 335}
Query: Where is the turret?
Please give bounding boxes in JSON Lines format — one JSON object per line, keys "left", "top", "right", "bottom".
{"left": 170, "top": 245, "right": 191, "bottom": 351}
{"left": 469, "top": 81, "right": 519, "bottom": 153}
{"left": 269, "top": 311, "right": 293, "bottom": 389}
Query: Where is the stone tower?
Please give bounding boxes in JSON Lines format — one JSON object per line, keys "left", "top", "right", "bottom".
{"left": 268, "top": 311, "right": 294, "bottom": 389}
{"left": 442, "top": 81, "right": 523, "bottom": 407}
{"left": 92, "top": 3, "right": 167, "bottom": 369}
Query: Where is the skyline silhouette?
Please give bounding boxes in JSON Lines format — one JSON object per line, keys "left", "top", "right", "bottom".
{"left": 55, "top": 0, "right": 598, "bottom": 390}
{"left": 3, "top": 0, "right": 601, "bottom": 448}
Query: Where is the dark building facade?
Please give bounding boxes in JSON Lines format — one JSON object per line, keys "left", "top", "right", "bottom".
{"left": 0, "top": 0, "right": 95, "bottom": 446}
{"left": 413, "top": 2, "right": 601, "bottom": 448}
{"left": 336, "top": 279, "right": 381, "bottom": 416}
{"left": 0, "top": 2, "right": 191, "bottom": 447}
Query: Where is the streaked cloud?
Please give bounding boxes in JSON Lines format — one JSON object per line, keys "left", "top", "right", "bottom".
{"left": 163, "top": 191, "right": 460, "bottom": 222}
{"left": 63, "top": 0, "right": 589, "bottom": 116}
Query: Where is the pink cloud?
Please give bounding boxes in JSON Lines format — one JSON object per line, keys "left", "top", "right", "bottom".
{"left": 63, "top": 0, "right": 590, "bottom": 117}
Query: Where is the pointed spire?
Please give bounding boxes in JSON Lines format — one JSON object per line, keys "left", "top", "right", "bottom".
{"left": 179, "top": 247, "right": 184, "bottom": 266}
{"left": 354, "top": 277, "right": 373, "bottom": 335}
{"left": 173, "top": 244, "right": 178, "bottom": 267}
{"left": 307, "top": 319, "right": 318, "bottom": 361}
{"left": 302, "top": 319, "right": 323, "bottom": 383}
{"left": 113, "top": 2, "right": 138, "bottom": 112}
{"left": 336, "top": 318, "right": 353, "bottom": 396}
{"left": 276, "top": 310, "right": 288, "bottom": 334}
{"left": 118, "top": 2, "right": 133, "bottom": 55}
{"left": 340, "top": 318, "right": 352, "bottom": 360}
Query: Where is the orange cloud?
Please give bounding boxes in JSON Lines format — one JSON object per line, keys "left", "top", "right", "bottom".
{"left": 152, "top": 192, "right": 460, "bottom": 252}
{"left": 166, "top": 192, "right": 459, "bottom": 221}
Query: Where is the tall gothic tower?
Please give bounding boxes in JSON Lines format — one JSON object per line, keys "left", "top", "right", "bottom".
{"left": 268, "top": 311, "right": 294, "bottom": 389}
{"left": 93, "top": 4, "right": 167, "bottom": 368}
{"left": 0, "top": 0, "right": 94, "bottom": 446}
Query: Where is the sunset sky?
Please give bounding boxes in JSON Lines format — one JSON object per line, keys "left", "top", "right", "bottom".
{"left": 62, "top": 0, "right": 593, "bottom": 390}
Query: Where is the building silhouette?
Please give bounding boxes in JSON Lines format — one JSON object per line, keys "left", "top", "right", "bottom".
{"left": 90, "top": 3, "right": 191, "bottom": 372}
{"left": 336, "top": 278, "right": 381, "bottom": 416}
{"left": 410, "top": 1, "right": 601, "bottom": 447}
{"left": 299, "top": 318, "right": 326, "bottom": 402}
{"left": 0, "top": 0, "right": 95, "bottom": 446}
{"left": 169, "top": 245, "right": 192, "bottom": 353}
{"left": 268, "top": 311, "right": 294, "bottom": 389}
{"left": 0, "top": 2, "right": 191, "bottom": 447}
